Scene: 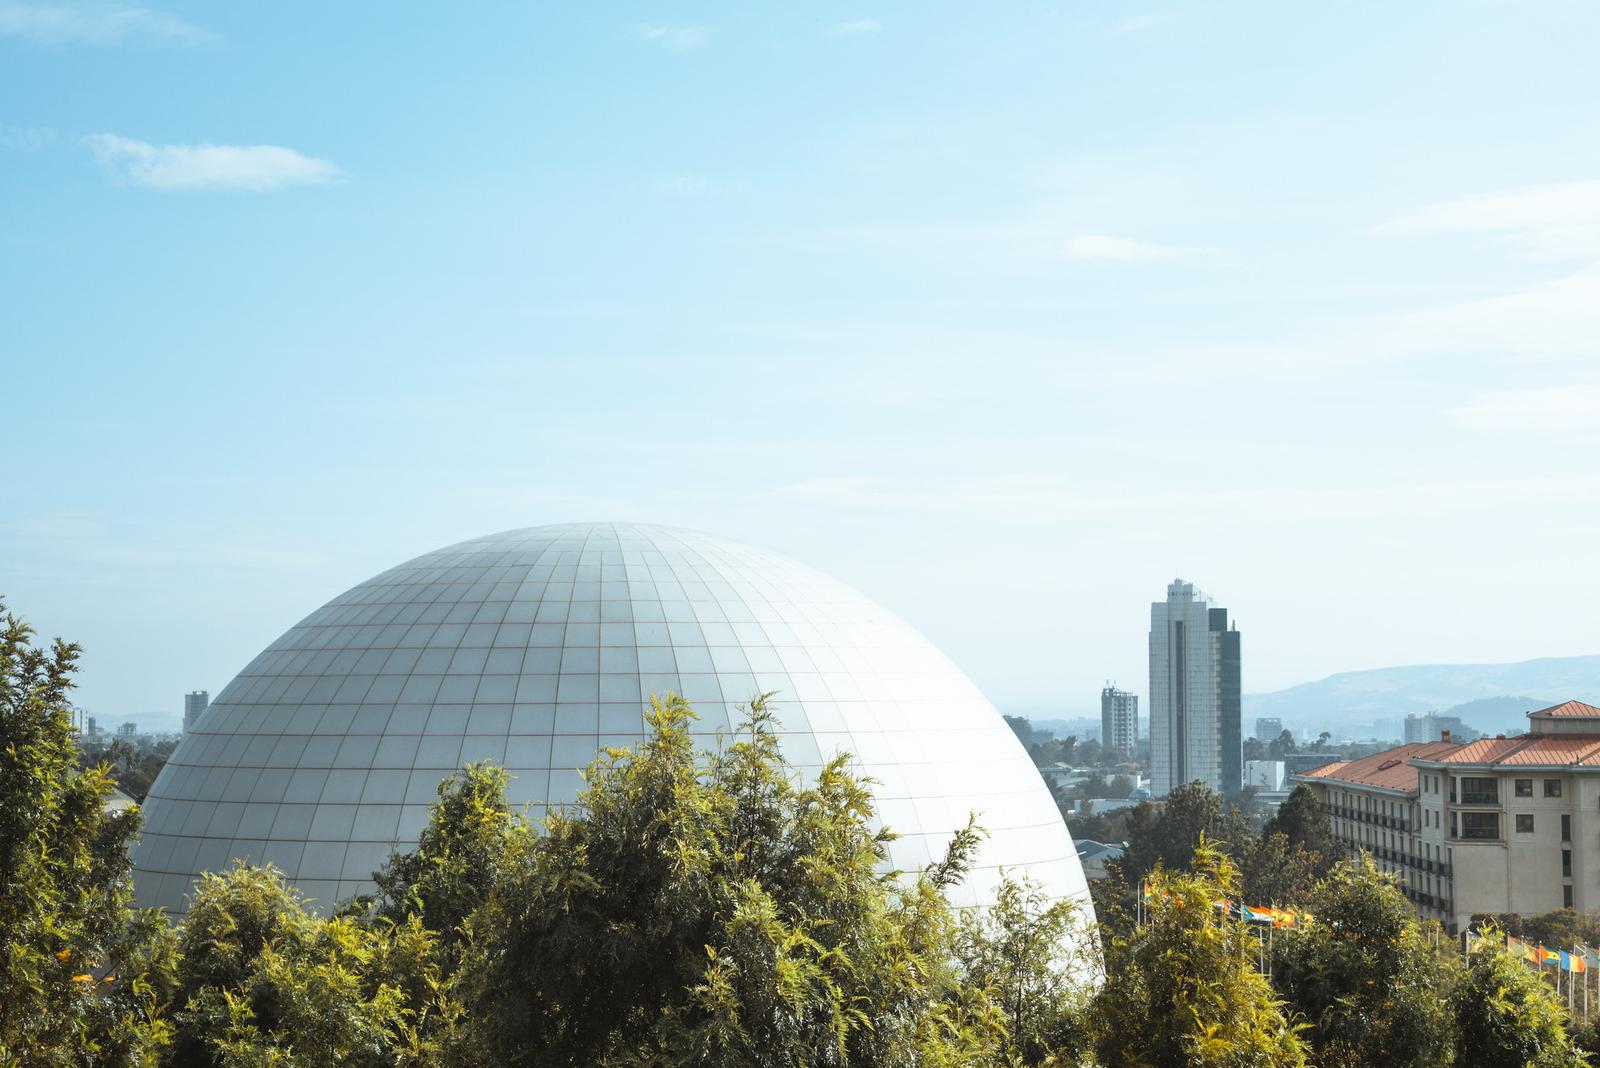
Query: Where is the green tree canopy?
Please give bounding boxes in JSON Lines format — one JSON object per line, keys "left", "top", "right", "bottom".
{"left": 1094, "top": 842, "right": 1307, "bottom": 1068}
{"left": 368, "top": 761, "right": 524, "bottom": 962}
{"left": 1238, "top": 831, "right": 1323, "bottom": 907}
{"left": 1454, "top": 927, "right": 1584, "bottom": 1068}
{"left": 1261, "top": 785, "right": 1333, "bottom": 871}
{"left": 452, "top": 693, "right": 1016, "bottom": 1067}
{"left": 0, "top": 599, "right": 175, "bottom": 1066}
{"left": 1270, "top": 857, "right": 1453, "bottom": 1068}
{"left": 170, "top": 862, "right": 461, "bottom": 1068}
{"left": 1118, "top": 780, "right": 1227, "bottom": 886}
{"left": 954, "top": 873, "right": 1096, "bottom": 1066}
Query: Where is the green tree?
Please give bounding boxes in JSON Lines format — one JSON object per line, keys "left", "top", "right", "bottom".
{"left": 954, "top": 873, "right": 1096, "bottom": 1066}
{"left": 1261, "top": 785, "right": 1332, "bottom": 871}
{"left": 83, "top": 737, "right": 178, "bottom": 803}
{"left": 1270, "top": 857, "right": 1453, "bottom": 1068}
{"left": 1094, "top": 843, "right": 1307, "bottom": 1068}
{"left": 453, "top": 693, "right": 1014, "bottom": 1067}
{"left": 0, "top": 599, "right": 176, "bottom": 1066}
{"left": 1477, "top": 908, "right": 1600, "bottom": 951}
{"left": 368, "top": 761, "right": 523, "bottom": 962}
{"left": 1454, "top": 927, "right": 1584, "bottom": 1067}
{"left": 1119, "top": 780, "right": 1226, "bottom": 886}
{"left": 1268, "top": 730, "right": 1297, "bottom": 761}
{"left": 170, "top": 862, "right": 460, "bottom": 1068}
{"left": 1238, "top": 831, "right": 1321, "bottom": 906}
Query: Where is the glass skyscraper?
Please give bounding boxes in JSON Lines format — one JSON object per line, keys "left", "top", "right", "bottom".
{"left": 1148, "top": 579, "right": 1241, "bottom": 797}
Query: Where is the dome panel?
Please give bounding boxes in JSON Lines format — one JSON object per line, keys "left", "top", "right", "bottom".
{"left": 133, "top": 523, "right": 1090, "bottom": 917}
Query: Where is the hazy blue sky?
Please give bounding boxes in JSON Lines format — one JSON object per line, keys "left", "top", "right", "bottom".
{"left": 5, "top": 1, "right": 1600, "bottom": 725}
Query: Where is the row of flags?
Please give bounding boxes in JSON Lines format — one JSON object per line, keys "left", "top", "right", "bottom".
{"left": 1138, "top": 883, "right": 1302, "bottom": 929}
{"left": 1468, "top": 932, "right": 1593, "bottom": 974}
{"left": 1239, "top": 903, "right": 1301, "bottom": 929}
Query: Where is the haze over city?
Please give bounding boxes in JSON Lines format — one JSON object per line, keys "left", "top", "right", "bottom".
{"left": 5, "top": 2, "right": 1600, "bottom": 724}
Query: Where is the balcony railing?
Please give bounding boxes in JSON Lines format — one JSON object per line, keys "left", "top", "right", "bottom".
{"left": 1459, "top": 791, "right": 1499, "bottom": 805}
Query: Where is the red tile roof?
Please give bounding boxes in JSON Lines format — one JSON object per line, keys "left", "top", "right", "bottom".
{"left": 1419, "top": 733, "right": 1600, "bottom": 767}
{"left": 1529, "top": 700, "right": 1600, "bottom": 719}
{"left": 1298, "top": 741, "right": 1462, "bottom": 793}
{"left": 1296, "top": 699, "right": 1600, "bottom": 790}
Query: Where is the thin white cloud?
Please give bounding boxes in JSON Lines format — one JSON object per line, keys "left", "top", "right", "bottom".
{"left": 632, "top": 23, "right": 707, "bottom": 50}
{"left": 0, "top": 0, "right": 211, "bottom": 45}
{"left": 1380, "top": 179, "right": 1600, "bottom": 257}
{"left": 1064, "top": 233, "right": 1214, "bottom": 261}
{"left": 658, "top": 173, "right": 711, "bottom": 196}
{"left": 0, "top": 123, "right": 57, "bottom": 151}
{"left": 1403, "top": 262, "right": 1600, "bottom": 362}
{"left": 1450, "top": 384, "right": 1600, "bottom": 435}
{"left": 86, "top": 134, "right": 341, "bottom": 191}
{"left": 830, "top": 18, "right": 881, "bottom": 36}
{"left": 1115, "top": 14, "right": 1162, "bottom": 32}
{"left": 776, "top": 472, "right": 1600, "bottom": 523}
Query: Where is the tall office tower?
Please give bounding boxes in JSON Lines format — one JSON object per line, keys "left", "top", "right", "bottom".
{"left": 1149, "top": 579, "right": 1242, "bottom": 797}
{"left": 1101, "top": 685, "right": 1139, "bottom": 756}
{"left": 184, "top": 690, "right": 209, "bottom": 733}
{"left": 1254, "top": 717, "right": 1283, "bottom": 742}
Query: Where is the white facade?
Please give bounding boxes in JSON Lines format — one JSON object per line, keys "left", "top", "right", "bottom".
{"left": 1149, "top": 579, "right": 1241, "bottom": 796}
{"left": 1301, "top": 700, "right": 1600, "bottom": 932}
{"left": 1245, "top": 759, "right": 1286, "bottom": 791}
{"left": 1100, "top": 686, "right": 1138, "bottom": 756}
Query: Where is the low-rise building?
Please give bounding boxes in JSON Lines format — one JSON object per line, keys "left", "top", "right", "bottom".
{"left": 1075, "top": 839, "right": 1126, "bottom": 880}
{"left": 1245, "top": 760, "right": 1286, "bottom": 791}
{"left": 1297, "top": 699, "right": 1600, "bottom": 933}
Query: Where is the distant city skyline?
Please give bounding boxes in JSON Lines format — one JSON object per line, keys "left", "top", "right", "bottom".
{"left": 4, "top": 4, "right": 1600, "bottom": 719}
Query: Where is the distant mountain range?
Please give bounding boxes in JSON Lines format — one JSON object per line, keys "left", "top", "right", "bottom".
{"left": 1244, "top": 655, "right": 1600, "bottom": 737}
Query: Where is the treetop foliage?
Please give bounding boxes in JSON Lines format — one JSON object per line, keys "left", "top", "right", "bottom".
{"left": 0, "top": 598, "right": 175, "bottom": 1065}
{"left": 1096, "top": 843, "right": 1308, "bottom": 1068}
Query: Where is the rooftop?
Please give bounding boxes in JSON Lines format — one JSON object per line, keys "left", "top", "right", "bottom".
{"left": 1299, "top": 699, "right": 1600, "bottom": 790}
{"left": 1299, "top": 740, "right": 1462, "bottom": 793}
{"left": 1529, "top": 699, "right": 1600, "bottom": 719}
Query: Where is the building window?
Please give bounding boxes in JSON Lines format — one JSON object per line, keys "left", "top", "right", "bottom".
{"left": 1461, "top": 812, "right": 1498, "bottom": 840}
{"left": 1517, "top": 814, "right": 1535, "bottom": 833}
{"left": 1515, "top": 779, "right": 1533, "bottom": 797}
{"left": 1546, "top": 779, "right": 1563, "bottom": 798}
{"left": 1563, "top": 849, "right": 1573, "bottom": 878}
{"left": 1461, "top": 777, "right": 1498, "bottom": 804}
{"left": 1566, "top": 885, "right": 1575, "bottom": 908}
{"left": 1563, "top": 815, "right": 1571, "bottom": 842}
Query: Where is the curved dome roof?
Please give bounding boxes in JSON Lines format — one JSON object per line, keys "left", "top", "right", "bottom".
{"left": 133, "top": 523, "right": 1088, "bottom": 913}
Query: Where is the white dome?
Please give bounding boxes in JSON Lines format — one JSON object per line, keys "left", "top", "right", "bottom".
{"left": 133, "top": 523, "right": 1089, "bottom": 916}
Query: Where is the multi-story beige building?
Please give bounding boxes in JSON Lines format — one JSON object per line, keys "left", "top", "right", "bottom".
{"left": 1297, "top": 700, "right": 1600, "bottom": 933}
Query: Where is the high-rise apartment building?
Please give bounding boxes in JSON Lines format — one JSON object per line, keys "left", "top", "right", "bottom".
{"left": 184, "top": 690, "right": 209, "bottom": 733}
{"left": 1149, "top": 579, "right": 1242, "bottom": 797}
{"left": 1101, "top": 686, "right": 1139, "bottom": 756}
{"left": 1254, "top": 717, "right": 1283, "bottom": 742}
